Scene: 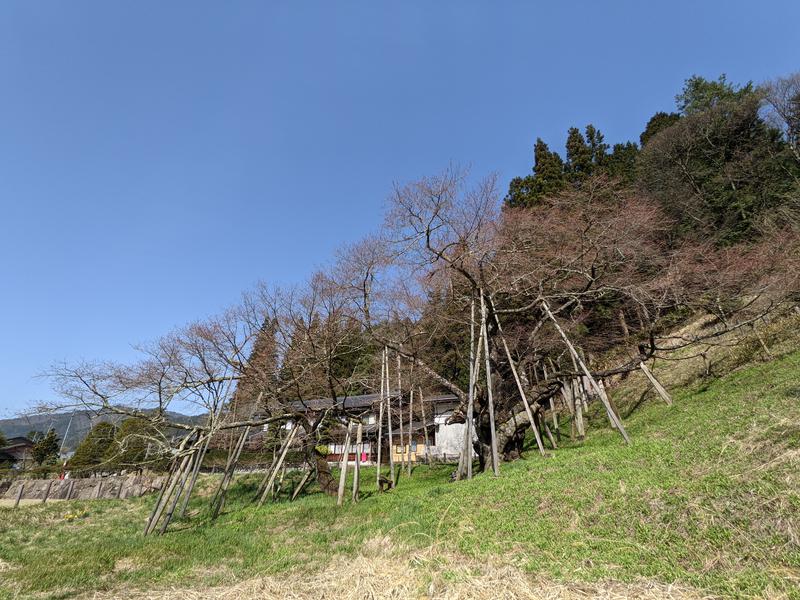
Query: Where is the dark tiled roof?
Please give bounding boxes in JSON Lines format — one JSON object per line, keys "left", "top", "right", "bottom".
{"left": 289, "top": 392, "right": 457, "bottom": 412}
{"left": 2, "top": 437, "right": 34, "bottom": 449}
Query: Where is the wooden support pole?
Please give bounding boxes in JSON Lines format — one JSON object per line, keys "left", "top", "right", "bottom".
{"left": 489, "top": 298, "right": 546, "bottom": 456}
{"left": 418, "top": 387, "right": 433, "bottom": 466}
{"left": 159, "top": 457, "right": 194, "bottom": 534}
{"left": 352, "top": 422, "right": 363, "bottom": 502}
{"left": 459, "top": 296, "right": 481, "bottom": 479}
{"left": 385, "top": 348, "right": 396, "bottom": 487}
{"left": 337, "top": 423, "right": 352, "bottom": 506}
{"left": 13, "top": 482, "right": 24, "bottom": 508}
{"left": 179, "top": 433, "right": 211, "bottom": 518}
{"left": 542, "top": 417, "right": 558, "bottom": 450}
{"left": 276, "top": 464, "right": 287, "bottom": 498}
{"left": 258, "top": 424, "right": 299, "bottom": 506}
{"left": 66, "top": 479, "right": 75, "bottom": 501}
{"left": 542, "top": 364, "right": 560, "bottom": 441}
{"left": 480, "top": 290, "right": 500, "bottom": 476}
{"left": 597, "top": 378, "right": 621, "bottom": 427}
{"left": 95, "top": 480, "right": 103, "bottom": 500}
{"left": 406, "top": 389, "right": 414, "bottom": 475}
{"left": 376, "top": 351, "right": 385, "bottom": 487}
{"left": 639, "top": 361, "right": 673, "bottom": 405}
{"left": 291, "top": 468, "right": 312, "bottom": 501}
{"left": 542, "top": 300, "right": 630, "bottom": 444}
{"left": 569, "top": 353, "right": 588, "bottom": 435}
{"left": 42, "top": 480, "right": 53, "bottom": 504}
{"left": 255, "top": 430, "right": 283, "bottom": 501}
{"left": 145, "top": 452, "right": 191, "bottom": 535}
{"left": 213, "top": 425, "right": 250, "bottom": 510}
{"left": 396, "top": 353, "right": 405, "bottom": 472}
{"left": 145, "top": 463, "right": 178, "bottom": 534}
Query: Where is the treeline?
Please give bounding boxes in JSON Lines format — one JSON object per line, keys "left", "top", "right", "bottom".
{"left": 506, "top": 74, "right": 800, "bottom": 244}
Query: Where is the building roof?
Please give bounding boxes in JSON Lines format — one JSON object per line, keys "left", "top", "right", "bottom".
{"left": 2, "top": 437, "right": 34, "bottom": 449}
{"left": 289, "top": 392, "right": 458, "bottom": 413}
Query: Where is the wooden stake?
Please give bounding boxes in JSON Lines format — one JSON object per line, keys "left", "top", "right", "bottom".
{"left": 480, "top": 290, "right": 500, "bottom": 476}
{"left": 66, "top": 479, "right": 75, "bottom": 501}
{"left": 337, "top": 423, "right": 352, "bottom": 506}
{"left": 541, "top": 300, "right": 630, "bottom": 444}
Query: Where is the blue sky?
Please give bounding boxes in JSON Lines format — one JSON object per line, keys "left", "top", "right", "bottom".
{"left": 1, "top": 1, "right": 798, "bottom": 416}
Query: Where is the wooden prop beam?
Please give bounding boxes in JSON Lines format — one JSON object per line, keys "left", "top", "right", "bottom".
{"left": 337, "top": 422, "right": 353, "bottom": 506}
{"left": 258, "top": 424, "right": 299, "bottom": 506}
{"left": 480, "top": 290, "right": 500, "bottom": 476}
{"left": 639, "top": 361, "right": 673, "bottom": 405}
{"left": 352, "top": 422, "right": 363, "bottom": 502}
{"left": 541, "top": 300, "right": 629, "bottom": 444}
{"left": 489, "top": 298, "right": 546, "bottom": 456}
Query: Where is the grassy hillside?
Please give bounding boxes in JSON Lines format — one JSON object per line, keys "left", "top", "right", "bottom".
{"left": 1, "top": 351, "right": 798, "bottom": 599}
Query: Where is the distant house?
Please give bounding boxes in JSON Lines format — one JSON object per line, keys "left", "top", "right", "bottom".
{"left": 290, "top": 391, "right": 467, "bottom": 465}
{"left": 0, "top": 436, "right": 35, "bottom": 468}
{"left": 223, "top": 389, "right": 469, "bottom": 466}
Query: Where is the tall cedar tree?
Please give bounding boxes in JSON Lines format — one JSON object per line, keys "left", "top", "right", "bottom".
{"left": 69, "top": 422, "right": 116, "bottom": 471}
{"left": 565, "top": 126, "right": 593, "bottom": 179}
{"left": 32, "top": 428, "right": 60, "bottom": 465}
{"left": 507, "top": 125, "right": 639, "bottom": 208}
{"left": 505, "top": 138, "right": 564, "bottom": 207}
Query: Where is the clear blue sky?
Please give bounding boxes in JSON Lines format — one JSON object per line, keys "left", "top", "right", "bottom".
{"left": 1, "top": 1, "right": 798, "bottom": 416}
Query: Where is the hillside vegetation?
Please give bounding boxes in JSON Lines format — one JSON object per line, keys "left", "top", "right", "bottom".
{"left": 2, "top": 339, "right": 799, "bottom": 599}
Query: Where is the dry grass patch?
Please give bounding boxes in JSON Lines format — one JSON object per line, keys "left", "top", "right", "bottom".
{"left": 81, "top": 540, "right": 715, "bottom": 600}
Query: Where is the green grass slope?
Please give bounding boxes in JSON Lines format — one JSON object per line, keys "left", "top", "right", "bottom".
{"left": 1, "top": 351, "right": 798, "bottom": 599}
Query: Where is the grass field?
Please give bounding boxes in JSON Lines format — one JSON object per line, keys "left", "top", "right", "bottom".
{"left": 1, "top": 349, "right": 799, "bottom": 599}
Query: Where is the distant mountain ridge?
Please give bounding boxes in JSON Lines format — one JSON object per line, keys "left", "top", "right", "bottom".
{"left": 0, "top": 410, "right": 205, "bottom": 451}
